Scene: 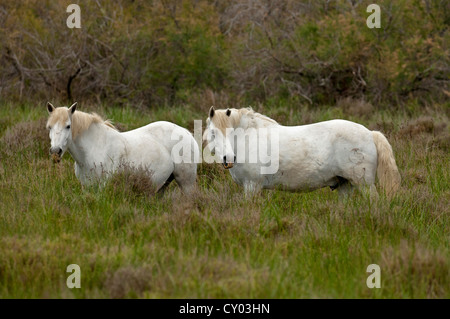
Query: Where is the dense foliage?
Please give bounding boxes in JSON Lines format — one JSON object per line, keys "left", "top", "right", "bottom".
{"left": 1, "top": 0, "right": 448, "bottom": 107}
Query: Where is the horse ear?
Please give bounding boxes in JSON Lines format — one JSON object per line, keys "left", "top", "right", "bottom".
{"left": 69, "top": 102, "right": 77, "bottom": 115}
{"left": 226, "top": 108, "right": 231, "bottom": 117}
{"left": 209, "top": 106, "right": 215, "bottom": 118}
{"left": 47, "top": 102, "right": 55, "bottom": 114}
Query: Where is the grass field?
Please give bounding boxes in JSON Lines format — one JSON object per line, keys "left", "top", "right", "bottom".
{"left": 0, "top": 101, "right": 448, "bottom": 298}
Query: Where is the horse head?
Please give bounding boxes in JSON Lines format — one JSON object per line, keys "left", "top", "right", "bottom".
{"left": 46, "top": 102, "right": 77, "bottom": 163}
{"left": 204, "top": 106, "right": 236, "bottom": 169}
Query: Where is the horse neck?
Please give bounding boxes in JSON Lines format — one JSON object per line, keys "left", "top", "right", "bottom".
{"left": 237, "top": 111, "right": 278, "bottom": 130}
{"left": 68, "top": 122, "right": 119, "bottom": 166}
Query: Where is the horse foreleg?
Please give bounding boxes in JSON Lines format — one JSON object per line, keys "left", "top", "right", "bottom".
{"left": 172, "top": 163, "right": 197, "bottom": 194}
{"left": 157, "top": 173, "right": 175, "bottom": 194}
{"left": 243, "top": 181, "right": 262, "bottom": 198}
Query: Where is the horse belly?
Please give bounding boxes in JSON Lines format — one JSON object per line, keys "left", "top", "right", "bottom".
{"left": 265, "top": 163, "right": 336, "bottom": 191}
{"left": 266, "top": 137, "right": 335, "bottom": 190}
{"left": 121, "top": 135, "right": 175, "bottom": 188}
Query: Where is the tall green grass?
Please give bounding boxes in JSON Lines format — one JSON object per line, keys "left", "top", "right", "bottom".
{"left": 0, "top": 102, "right": 448, "bottom": 298}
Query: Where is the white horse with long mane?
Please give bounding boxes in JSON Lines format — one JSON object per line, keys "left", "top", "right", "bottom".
{"left": 203, "top": 107, "right": 401, "bottom": 198}
{"left": 46, "top": 102, "right": 199, "bottom": 192}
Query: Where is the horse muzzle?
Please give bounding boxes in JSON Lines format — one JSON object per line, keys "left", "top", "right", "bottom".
{"left": 222, "top": 162, "right": 234, "bottom": 169}
{"left": 49, "top": 147, "right": 62, "bottom": 163}
{"left": 222, "top": 155, "right": 236, "bottom": 169}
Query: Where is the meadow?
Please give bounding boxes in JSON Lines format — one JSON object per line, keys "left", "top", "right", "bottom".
{"left": 0, "top": 100, "right": 448, "bottom": 298}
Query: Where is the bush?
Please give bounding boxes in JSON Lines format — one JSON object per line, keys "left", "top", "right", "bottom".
{"left": 0, "top": 0, "right": 448, "bottom": 107}
{"left": 0, "top": 0, "right": 228, "bottom": 106}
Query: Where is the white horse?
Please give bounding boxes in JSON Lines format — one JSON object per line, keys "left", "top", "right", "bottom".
{"left": 203, "top": 107, "right": 401, "bottom": 198}
{"left": 46, "top": 102, "right": 199, "bottom": 192}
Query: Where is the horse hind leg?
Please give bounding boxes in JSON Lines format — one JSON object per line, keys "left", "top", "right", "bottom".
{"left": 350, "top": 166, "right": 379, "bottom": 202}
{"left": 332, "top": 176, "right": 378, "bottom": 203}
{"left": 331, "top": 177, "right": 356, "bottom": 200}
{"left": 156, "top": 173, "right": 175, "bottom": 194}
{"left": 172, "top": 164, "right": 197, "bottom": 194}
{"left": 244, "top": 181, "right": 262, "bottom": 198}
{"left": 355, "top": 183, "right": 379, "bottom": 203}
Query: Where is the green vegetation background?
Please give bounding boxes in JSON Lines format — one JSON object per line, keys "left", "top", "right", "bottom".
{"left": 1, "top": 0, "right": 448, "bottom": 107}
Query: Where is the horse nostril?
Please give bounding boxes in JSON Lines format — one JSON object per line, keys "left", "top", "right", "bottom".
{"left": 223, "top": 155, "right": 236, "bottom": 163}
{"left": 50, "top": 147, "right": 63, "bottom": 156}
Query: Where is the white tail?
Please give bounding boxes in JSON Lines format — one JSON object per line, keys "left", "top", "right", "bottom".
{"left": 372, "top": 131, "right": 401, "bottom": 195}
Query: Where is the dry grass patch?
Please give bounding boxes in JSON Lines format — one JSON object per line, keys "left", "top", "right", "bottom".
{"left": 104, "top": 266, "right": 153, "bottom": 299}
{"left": 398, "top": 116, "right": 447, "bottom": 138}
{"left": 106, "top": 166, "right": 157, "bottom": 199}
{"left": 380, "top": 240, "right": 449, "bottom": 298}
{"left": 337, "top": 97, "right": 374, "bottom": 118}
{"left": 0, "top": 118, "right": 48, "bottom": 160}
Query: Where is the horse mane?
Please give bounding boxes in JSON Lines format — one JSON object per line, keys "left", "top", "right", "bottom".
{"left": 72, "top": 111, "right": 117, "bottom": 140}
{"left": 47, "top": 107, "right": 117, "bottom": 140}
{"left": 238, "top": 107, "right": 278, "bottom": 125}
{"left": 210, "top": 107, "right": 277, "bottom": 133}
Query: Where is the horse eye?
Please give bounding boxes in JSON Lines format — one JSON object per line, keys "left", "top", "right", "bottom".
{"left": 66, "top": 125, "right": 71, "bottom": 129}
